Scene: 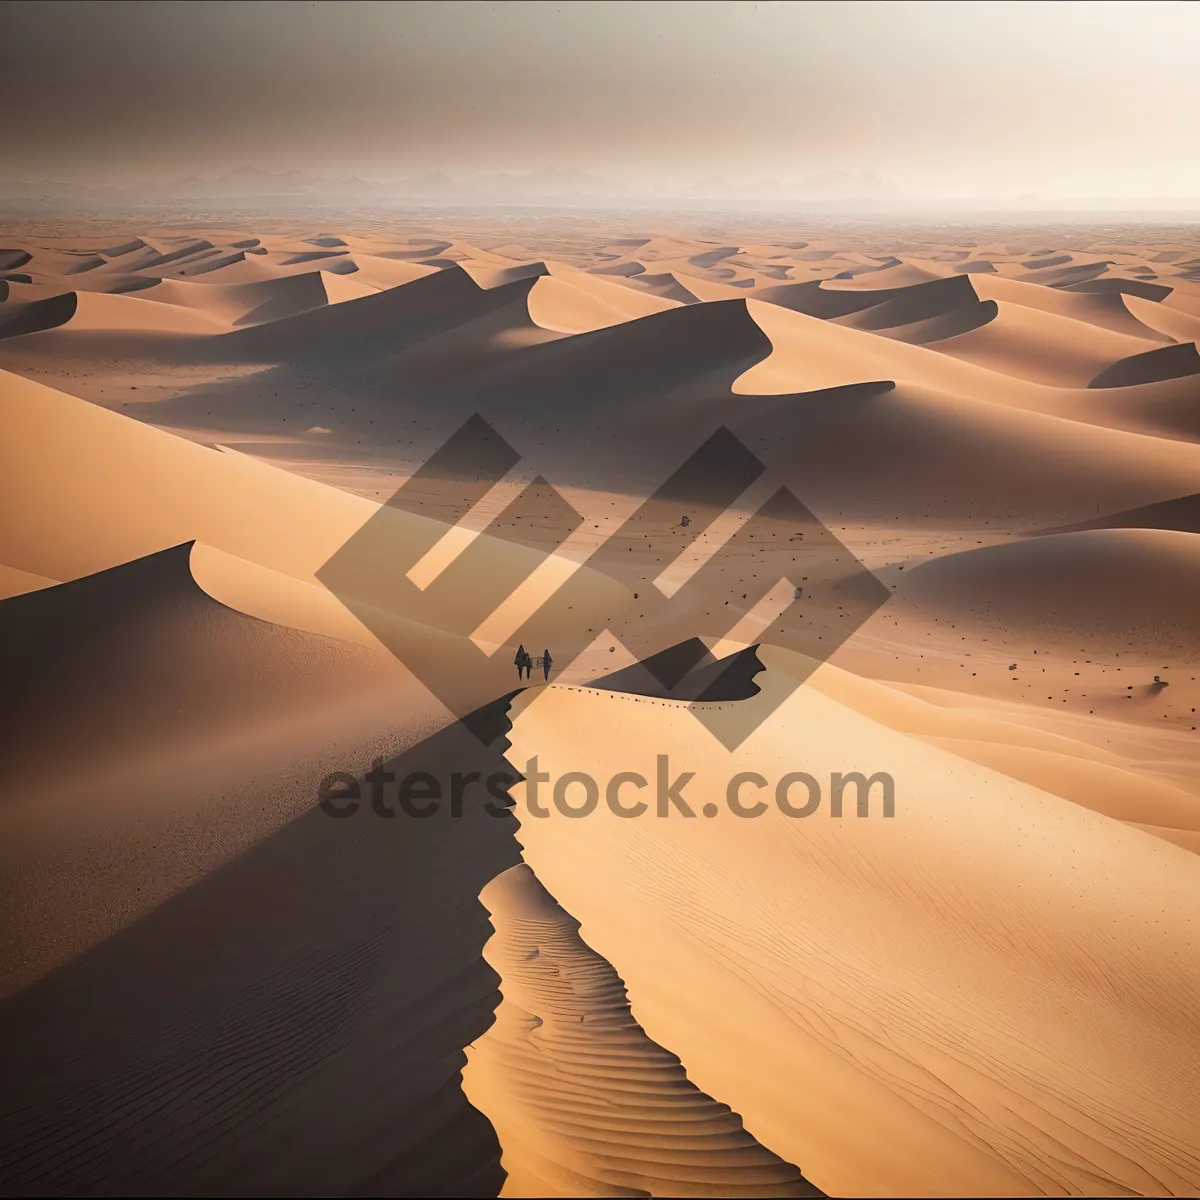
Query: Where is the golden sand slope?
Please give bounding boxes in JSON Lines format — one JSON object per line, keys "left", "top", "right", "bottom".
{"left": 505, "top": 662, "right": 1200, "bottom": 1197}
{"left": 464, "top": 863, "right": 820, "bottom": 1197}
{"left": 0, "top": 369, "right": 371, "bottom": 582}
{"left": 809, "top": 666, "right": 1200, "bottom": 852}
{"left": 0, "top": 541, "right": 428, "bottom": 997}
{"left": 902, "top": 528, "right": 1200, "bottom": 655}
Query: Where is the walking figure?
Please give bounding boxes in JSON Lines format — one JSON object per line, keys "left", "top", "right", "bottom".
{"left": 542, "top": 648, "right": 553, "bottom": 681}
{"left": 515, "top": 644, "right": 530, "bottom": 681}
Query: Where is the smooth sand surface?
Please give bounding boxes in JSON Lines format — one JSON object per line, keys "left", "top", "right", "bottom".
{"left": 503, "top": 660, "right": 1200, "bottom": 1197}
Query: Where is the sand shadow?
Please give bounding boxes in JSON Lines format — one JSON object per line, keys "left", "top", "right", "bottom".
{"left": 0, "top": 697, "right": 525, "bottom": 1197}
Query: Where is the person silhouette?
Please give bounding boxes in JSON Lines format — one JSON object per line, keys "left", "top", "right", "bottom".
{"left": 515, "top": 644, "right": 529, "bottom": 681}
{"left": 542, "top": 648, "right": 553, "bottom": 681}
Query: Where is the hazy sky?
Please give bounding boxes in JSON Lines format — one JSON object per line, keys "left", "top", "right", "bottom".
{"left": 2, "top": 0, "right": 1199, "bottom": 197}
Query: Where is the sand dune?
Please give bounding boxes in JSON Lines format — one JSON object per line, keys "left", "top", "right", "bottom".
{"left": 825, "top": 261, "right": 947, "bottom": 288}
{"left": 687, "top": 244, "right": 741, "bottom": 269}
{"left": 662, "top": 271, "right": 761, "bottom": 302}
{"left": 1021, "top": 253, "right": 1073, "bottom": 269}
{"left": 809, "top": 665, "right": 1200, "bottom": 841}
{"left": 755, "top": 275, "right": 981, "bottom": 322}
{"left": 1125, "top": 292, "right": 1200, "bottom": 342}
{"left": 1089, "top": 340, "right": 1200, "bottom": 388}
{"left": 8, "top": 252, "right": 1185, "bottom": 533}
{"left": 337, "top": 253, "right": 441, "bottom": 289}
{"left": 175, "top": 248, "right": 255, "bottom": 276}
{"left": 0, "top": 541, "right": 376, "bottom": 787}
{"left": 281, "top": 248, "right": 348, "bottom": 264}
{"left": 525, "top": 271, "right": 679, "bottom": 334}
{"left": 970, "top": 272, "right": 1175, "bottom": 339}
{"left": 929, "top": 298, "right": 1161, "bottom": 386}
{"left": 99, "top": 237, "right": 148, "bottom": 256}
{"left": 0, "top": 369, "right": 371, "bottom": 582}
{"left": 755, "top": 278, "right": 895, "bottom": 318}
{"left": 208, "top": 265, "right": 550, "bottom": 366}
{"left": 0, "top": 667, "right": 521, "bottom": 1194}
{"left": 873, "top": 298, "right": 999, "bottom": 345}
{"left": 625, "top": 270, "right": 704, "bottom": 304}
{"left": 0, "top": 287, "right": 226, "bottom": 341}
{"left": 901, "top": 527, "right": 1200, "bottom": 654}
{"left": 464, "top": 864, "right": 821, "bottom": 1197}
{"left": 458, "top": 298, "right": 774, "bottom": 458}
{"left": 739, "top": 296, "right": 1200, "bottom": 449}
{"left": 0, "top": 291, "right": 80, "bottom": 341}
{"left": 727, "top": 377, "right": 1200, "bottom": 524}
{"left": 370, "top": 240, "right": 455, "bottom": 261}
{"left": 59, "top": 252, "right": 107, "bottom": 275}
{"left": 0, "top": 248, "right": 34, "bottom": 271}
{"left": 116, "top": 240, "right": 221, "bottom": 273}
{"left": 147, "top": 269, "right": 379, "bottom": 326}
{"left": 997, "top": 371, "right": 1200, "bottom": 443}
{"left": 832, "top": 274, "right": 979, "bottom": 330}
{"left": 754, "top": 274, "right": 1178, "bottom": 385}
{"left": 4, "top": 221, "right": 1200, "bottom": 1198}
{"left": 0, "top": 382, "right": 533, "bottom": 1193}
{"left": 1013, "top": 259, "right": 1113, "bottom": 287}
{"left": 505, "top": 664, "right": 1200, "bottom": 1197}
{"left": 1164, "top": 285, "right": 1200, "bottom": 318}
{"left": 1065, "top": 276, "right": 1175, "bottom": 301}
{"left": 461, "top": 260, "right": 551, "bottom": 289}
{"left": 0, "top": 535, "right": 442, "bottom": 990}
{"left": 590, "top": 259, "right": 647, "bottom": 277}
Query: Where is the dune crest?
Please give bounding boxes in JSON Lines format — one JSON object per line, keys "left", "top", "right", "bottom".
{"left": 464, "top": 863, "right": 821, "bottom": 1197}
